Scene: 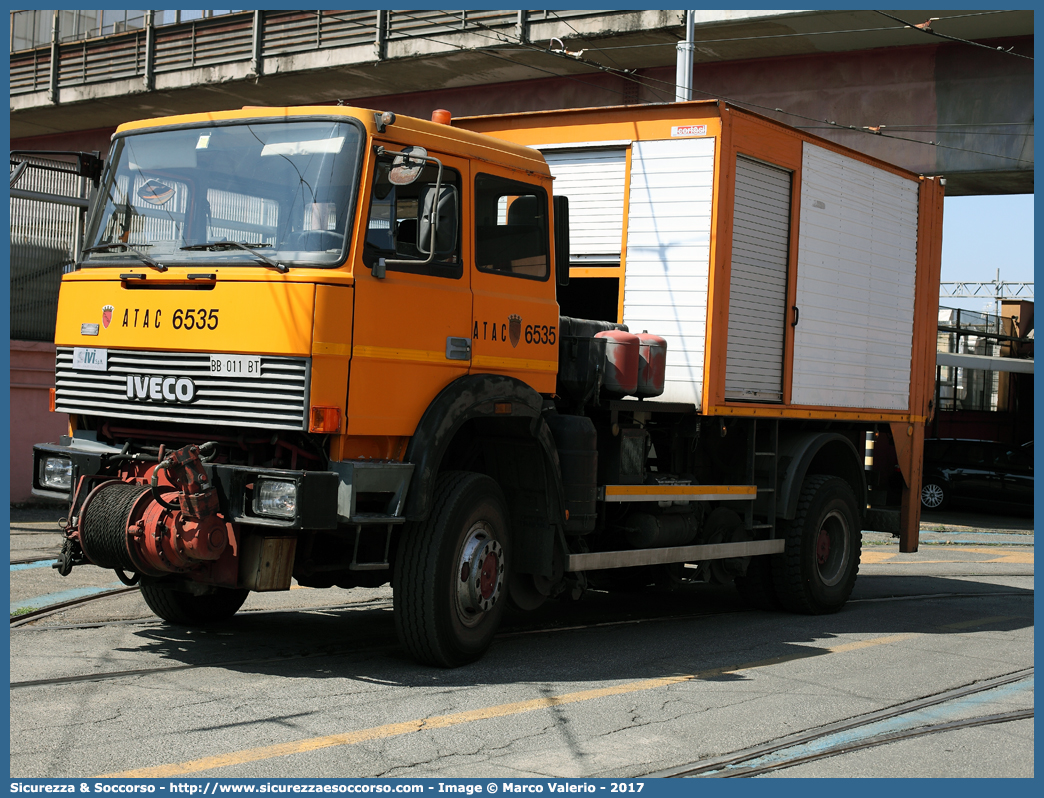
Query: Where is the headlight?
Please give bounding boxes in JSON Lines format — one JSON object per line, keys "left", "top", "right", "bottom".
{"left": 41, "top": 457, "right": 73, "bottom": 490}
{"left": 254, "top": 479, "right": 297, "bottom": 518}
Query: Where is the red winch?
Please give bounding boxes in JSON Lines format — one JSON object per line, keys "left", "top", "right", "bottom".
{"left": 68, "top": 443, "right": 237, "bottom": 578}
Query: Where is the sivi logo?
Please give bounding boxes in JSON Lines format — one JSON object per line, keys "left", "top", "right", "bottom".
{"left": 126, "top": 375, "right": 197, "bottom": 403}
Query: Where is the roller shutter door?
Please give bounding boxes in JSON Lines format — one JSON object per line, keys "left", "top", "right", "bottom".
{"left": 724, "top": 156, "right": 792, "bottom": 402}
{"left": 622, "top": 137, "right": 715, "bottom": 407}
{"left": 791, "top": 142, "right": 918, "bottom": 409}
{"left": 542, "top": 148, "right": 627, "bottom": 263}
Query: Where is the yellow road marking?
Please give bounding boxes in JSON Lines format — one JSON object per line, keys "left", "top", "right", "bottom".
{"left": 860, "top": 548, "right": 1033, "bottom": 566}
{"left": 100, "top": 625, "right": 953, "bottom": 779}
{"left": 954, "top": 547, "right": 1034, "bottom": 564}
{"left": 822, "top": 633, "right": 921, "bottom": 654}
{"left": 939, "top": 616, "right": 1018, "bottom": 630}
{"left": 860, "top": 551, "right": 896, "bottom": 564}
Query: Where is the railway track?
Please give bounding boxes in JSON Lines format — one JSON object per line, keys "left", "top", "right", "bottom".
{"left": 9, "top": 599, "right": 738, "bottom": 689}
{"left": 9, "top": 584, "right": 1033, "bottom": 690}
{"left": 10, "top": 586, "right": 141, "bottom": 627}
{"left": 653, "top": 668, "right": 1035, "bottom": 777}
{"left": 10, "top": 556, "right": 58, "bottom": 566}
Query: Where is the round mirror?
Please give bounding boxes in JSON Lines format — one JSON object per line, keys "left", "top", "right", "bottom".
{"left": 388, "top": 145, "right": 428, "bottom": 186}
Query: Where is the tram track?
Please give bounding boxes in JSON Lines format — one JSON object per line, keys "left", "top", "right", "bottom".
{"left": 10, "top": 556, "right": 60, "bottom": 566}
{"left": 10, "top": 587, "right": 1032, "bottom": 690}
{"left": 9, "top": 602, "right": 738, "bottom": 689}
{"left": 9, "top": 579, "right": 1031, "bottom": 632}
{"left": 653, "top": 667, "right": 1035, "bottom": 778}
{"left": 717, "top": 710, "right": 1034, "bottom": 777}
{"left": 10, "top": 586, "right": 141, "bottom": 627}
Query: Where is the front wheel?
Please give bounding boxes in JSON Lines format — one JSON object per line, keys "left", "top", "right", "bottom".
{"left": 140, "top": 584, "right": 249, "bottom": 625}
{"left": 394, "top": 472, "right": 510, "bottom": 667}
{"left": 773, "top": 475, "right": 861, "bottom": 614}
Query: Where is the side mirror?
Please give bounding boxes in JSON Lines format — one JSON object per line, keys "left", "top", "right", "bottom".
{"left": 417, "top": 184, "right": 458, "bottom": 256}
{"left": 553, "top": 194, "right": 570, "bottom": 287}
{"left": 388, "top": 145, "right": 427, "bottom": 186}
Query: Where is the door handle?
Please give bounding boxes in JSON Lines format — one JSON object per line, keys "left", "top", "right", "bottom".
{"left": 792, "top": 306, "right": 800, "bottom": 327}
{"left": 446, "top": 337, "right": 471, "bottom": 361}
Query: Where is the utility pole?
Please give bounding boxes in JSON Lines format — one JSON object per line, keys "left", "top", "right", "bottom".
{"left": 675, "top": 10, "right": 695, "bottom": 102}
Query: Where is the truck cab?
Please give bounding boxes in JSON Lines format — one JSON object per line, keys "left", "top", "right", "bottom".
{"left": 34, "top": 106, "right": 569, "bottom": 665}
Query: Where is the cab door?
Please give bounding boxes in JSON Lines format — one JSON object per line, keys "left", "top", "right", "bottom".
{"left": 470, "top": 169, "right": 559, "bottom": 394}
{"left": 348, "top": 150, "right": 471, "bottom": 436}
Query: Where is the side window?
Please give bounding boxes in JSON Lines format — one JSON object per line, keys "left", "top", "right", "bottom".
{"left": 365, "top": 160, "right": 462, "bottom": 278}
{"left": 474, "top": 173, "right": 549, "bottom": 280}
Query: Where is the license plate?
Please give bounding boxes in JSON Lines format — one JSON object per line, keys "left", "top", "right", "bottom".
{"left": 72, "top": 347, "right": 107, "bottom": 371}
{"left": 210, "top": 355, "right": 262, "bottom": 378}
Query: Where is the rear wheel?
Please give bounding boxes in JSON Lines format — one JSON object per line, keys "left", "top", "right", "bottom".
{"left": 394, "top": 472, "right": 510, "bottom": 667}
{"left": 773, "top": 475, "right": 861, "bottom": 614}
{"left": 140, "top": 584, "right": 249, "bottom": 624}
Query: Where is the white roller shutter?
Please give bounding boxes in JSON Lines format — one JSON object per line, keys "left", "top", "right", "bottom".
{"left": 792, "top": 142, "right": 919, "bottom": 410}
{"left": 724, "top": 157, "right": 792, "bottom": 402}
{"left": 622, "top": 137, "right": 715, "bottom": 407}
{"left": 542, "top": 148, "right": 627, "bottom": 263}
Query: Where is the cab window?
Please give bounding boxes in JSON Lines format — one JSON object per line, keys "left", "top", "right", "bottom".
{"left": 365, "top": 160, "right": 462, "bottom": 278}
{"left": 474, "top": 173, "right": 549, "bottom": 281}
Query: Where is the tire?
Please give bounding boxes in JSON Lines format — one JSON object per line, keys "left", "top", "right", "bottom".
{"left": 773, "top": 475, "right": 861, "bottom": 614}
{"left": 140, "top": 584, "right": 249, "bottom": 625}
{"left": 734, "top": 554, "right": 780, "bottom": 611}
{"left": 394, "top": 472, "right": 510, "bottom": 667}
{"left": 920, "top": 479, "right": 947, "bottom": 510}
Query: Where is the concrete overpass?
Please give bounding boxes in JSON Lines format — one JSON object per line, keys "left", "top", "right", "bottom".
{"left": 9, "top": 9, "right": 1034, "bottom": 195}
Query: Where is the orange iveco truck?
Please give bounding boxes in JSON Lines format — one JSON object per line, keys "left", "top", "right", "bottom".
{"left": 32, "top": 101, "right": 943, "bottom": 666}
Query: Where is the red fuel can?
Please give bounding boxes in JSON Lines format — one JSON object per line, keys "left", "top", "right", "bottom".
{"left": 636, "top": 333, "right": 667, "bottom": 397}
{"left": 595, "top": 330, "right": 640, "bottom": 396}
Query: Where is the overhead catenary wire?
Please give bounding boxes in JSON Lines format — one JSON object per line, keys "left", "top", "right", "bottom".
{"left": 417, "top": 10, "right": 1033, "bottom": 165}
{"left": 389, "top": 10, "right": 674, "bottom": 104}
{"left": 576, "top": 10, "right": 1026, "bottom": 54}
{"left": 875, "top": 10, "right": 1033, "bottom": 60}
{"left": 346, "top": 10, "right": 1031, "bottom": 166}
{"left": 525, "top": 36, "right": 1034, "bottom": 166}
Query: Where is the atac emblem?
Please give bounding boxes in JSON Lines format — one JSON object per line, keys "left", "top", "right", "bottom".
{"left": 508, "top": 315, "right": 522, "bottom": 348}
{"left": 102, "top": 305, "right": 114, "bottom": 329}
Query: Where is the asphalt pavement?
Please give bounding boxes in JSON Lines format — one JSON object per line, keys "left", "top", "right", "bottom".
{"left": 8, "top": 503, "right": 1034, "bottom": 779}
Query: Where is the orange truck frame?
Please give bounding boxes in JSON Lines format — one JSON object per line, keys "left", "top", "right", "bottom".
{"left": 32, "top": 100, "right": 942, "bottom": 666}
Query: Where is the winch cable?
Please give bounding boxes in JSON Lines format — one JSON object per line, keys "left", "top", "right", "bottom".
{"left": 80, "top": 482, "right": 151, "bottom": 571}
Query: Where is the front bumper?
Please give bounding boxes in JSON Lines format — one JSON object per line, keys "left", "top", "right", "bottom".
{"left": 32, "top": 437, "right": 340, "bottom": 530}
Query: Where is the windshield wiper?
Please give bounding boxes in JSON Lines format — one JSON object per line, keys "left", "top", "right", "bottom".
{"left": 83, "top": 242, "right": 167, "bottom": 272}
{"left": 180, "top": 241, "right": 288, "bottom": 273}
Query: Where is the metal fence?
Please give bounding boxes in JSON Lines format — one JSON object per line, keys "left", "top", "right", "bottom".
{"left": 9, "top": 155, "right": 91, "bottom": 341}
{"left": 935, "top": 306, "right": 1019, "bottom": 413}
{"left": 11, "top": 10, "right": 613, "bottom": 95}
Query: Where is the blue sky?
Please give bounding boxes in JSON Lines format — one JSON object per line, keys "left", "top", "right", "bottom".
{"left": 939, "top": 194, "right": 1034, "bottom": 314}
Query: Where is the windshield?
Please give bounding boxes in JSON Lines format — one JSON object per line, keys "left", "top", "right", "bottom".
{"left": 82, "top": 119, "right": 364, "bottom": 268}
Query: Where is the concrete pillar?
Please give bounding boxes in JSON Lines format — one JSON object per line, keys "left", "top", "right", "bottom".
{"left": 48, "top": 10, "right": 59, "bottom": 104}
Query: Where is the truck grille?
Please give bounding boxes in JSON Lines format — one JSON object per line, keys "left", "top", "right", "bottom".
{"left": 55, "top": 348, "right": 310, "bottom": 431}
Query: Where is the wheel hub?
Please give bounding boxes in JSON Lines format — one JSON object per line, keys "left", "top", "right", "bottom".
{"left": 816, "top": 529, "right": 831, "bottom": 564}
{"left": 816, "top": 510, "right": 850, "bottom": 587}
{"left": 455, "top": 522, "right": 505, "bottom": 624}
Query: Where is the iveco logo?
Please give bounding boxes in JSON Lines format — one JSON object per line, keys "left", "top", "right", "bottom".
{"left": 126, "top": 375, "right": 197, "bottom": 403}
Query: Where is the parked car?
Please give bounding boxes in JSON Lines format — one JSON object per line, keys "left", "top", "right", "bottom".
{"left": 920, "top": 439, "right": 1033, "bottom": 513}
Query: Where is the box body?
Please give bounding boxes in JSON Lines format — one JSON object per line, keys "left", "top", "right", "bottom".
{"left": 459, "top": 102, "right": 944, "bottom": 424}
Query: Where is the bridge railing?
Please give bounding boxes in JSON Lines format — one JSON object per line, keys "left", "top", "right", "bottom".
{"left": 11, "top": 10, "right": 613, "bottom": 97}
